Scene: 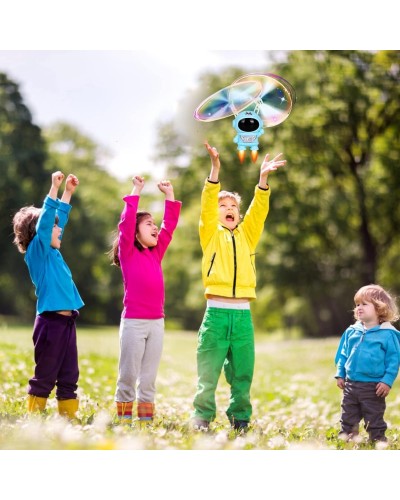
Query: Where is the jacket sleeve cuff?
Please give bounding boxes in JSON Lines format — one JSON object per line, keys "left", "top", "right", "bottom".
{"left": 206, "top": 178, "right": 220, "bottom": 184}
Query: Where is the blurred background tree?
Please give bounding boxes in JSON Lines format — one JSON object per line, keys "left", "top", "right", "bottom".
{"left": 1, "top": 50, "right": 399, "bottom": 337}
{"left": 0, "top": 72, "right": 48, "bottom": 318}
{"left": 158, "top": 50, "right": 400, "bottom": 337}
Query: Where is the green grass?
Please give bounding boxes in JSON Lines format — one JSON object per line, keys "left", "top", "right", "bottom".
{"left": 1, "top": 324, "right": 400, "bottom": 450}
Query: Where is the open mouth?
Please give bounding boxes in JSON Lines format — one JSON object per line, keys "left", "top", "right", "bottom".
{"left": 226, "top": 214, "right": 234, "bottom": 222}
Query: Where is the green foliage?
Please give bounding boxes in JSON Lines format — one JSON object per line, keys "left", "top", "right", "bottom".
{"left": 2, "top": 52, "right": 400, "bottom": 337}
{"left": 0, "top": 73, "right": 48, "bottom": 318}
{"left": 43, "top": 122, "right": 125, "bottom": 324}
{"left": 155, "top": 51, "right": 400, "bottom": 337}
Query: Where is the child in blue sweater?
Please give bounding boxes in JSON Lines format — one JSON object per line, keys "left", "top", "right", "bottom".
{"left": 13, "top": 171, "right": 84, "bottom": 419}
{"left": 335, "top": 284, "right": 400, "bottom": 442}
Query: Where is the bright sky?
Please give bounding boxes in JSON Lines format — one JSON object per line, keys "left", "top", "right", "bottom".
{"left": 0, "top": 50, "right": 273, "bottom": 180}
{"left": 1, "top": 3, "right": 394, "bottom": 183}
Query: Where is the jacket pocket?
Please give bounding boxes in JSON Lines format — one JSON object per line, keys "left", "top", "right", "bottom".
{"left": 250, "top": 253, "right": 257, "bottom": 276}
{"left": 207, "top": 252, "right": 216, "bottom": 277}
{"left": 357, "top": 350, "right": 385, "bottom": 378}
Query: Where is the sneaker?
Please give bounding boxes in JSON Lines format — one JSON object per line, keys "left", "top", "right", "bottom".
{"left": 232, "top": 419, "right": 249, "bottom": 432}
{"left": 192, "top": 418, "right": 209, "bottom": 431}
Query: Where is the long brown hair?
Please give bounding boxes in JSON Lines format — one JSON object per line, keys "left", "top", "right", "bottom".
{"left": 109, "top": 210, "right": 152, "bottom": 267}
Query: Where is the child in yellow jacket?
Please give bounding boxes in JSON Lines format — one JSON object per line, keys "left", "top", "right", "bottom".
{"left": 192, "top": 142, "right": 286, "bottom": 431}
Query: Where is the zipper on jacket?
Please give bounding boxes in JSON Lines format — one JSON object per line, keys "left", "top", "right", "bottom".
{"left": 354, "top": 325, "right": 366, "bottom": 372}
{"left": 359, "top": 324, "right": 366, "bottom": 343}
{"left": 231, "top": 231, "right": 237, "bottom": 297}
{"left": 207, "top": 252, "right": 216, "bottom": 277}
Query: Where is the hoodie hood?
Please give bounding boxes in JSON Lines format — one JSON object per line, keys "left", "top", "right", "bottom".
{"left": 335, "top": 321, "right": 400, "bottom": 365}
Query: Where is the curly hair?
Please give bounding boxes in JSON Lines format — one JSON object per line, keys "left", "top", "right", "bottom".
{"left": 12, "top": 206, "right": 42, "bottom": 254}
{"left": 109, "top": 211, "right": 152, "bottom": 267}
{"left": 353, "top": 284, "right": 399, "bottom": 323}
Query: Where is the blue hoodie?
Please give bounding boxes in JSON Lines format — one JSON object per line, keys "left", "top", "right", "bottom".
{"left": 335, "top": 321, "right": 400, "bottom": 387}
{"left": 25, "top": 195, "right": 84, "bottom": 314}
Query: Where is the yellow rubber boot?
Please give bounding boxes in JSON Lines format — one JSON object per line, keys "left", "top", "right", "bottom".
{"left": 27, "top": 395, "right": 47, "bottom": 413}
{"left": 58, "top": 399, "right": 79, "bottom": 419}
{"left": 116, "top": 401, "right": 133, "bottom": 425}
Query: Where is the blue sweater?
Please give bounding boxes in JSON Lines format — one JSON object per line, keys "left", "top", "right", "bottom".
{"left": 25, "top": 196, "right": 84, "bottom": 314}
{"left": 335, "top": 321, "right": 400, "bottom": 387}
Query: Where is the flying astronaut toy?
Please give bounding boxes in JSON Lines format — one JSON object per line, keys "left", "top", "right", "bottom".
{"left": 194, "top": 73, "right": 296, "bottom": 163}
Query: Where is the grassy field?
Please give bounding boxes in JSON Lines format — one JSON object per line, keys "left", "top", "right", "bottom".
{"left": 1, "top": 323, "right": 400, "bottom": 451}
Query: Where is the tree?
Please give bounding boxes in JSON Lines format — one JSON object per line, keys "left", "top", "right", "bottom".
{"left": 43, "top": 122, "right": 129, "bottom": 325}
{"left": 154, "top": 51, "right": 400, "bottom": 336}
{"left": 0, "top": 72, "right": 48, "bottom": 318}
{"left": 258, "top": 50, "right": 400, "bottom": 337}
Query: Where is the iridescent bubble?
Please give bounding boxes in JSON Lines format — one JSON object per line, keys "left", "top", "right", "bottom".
{"left": 194, "top": 80, "right": 262, "bottom": 122}
{"left": 232, "top": 73, "right": 296, "bottom": 127}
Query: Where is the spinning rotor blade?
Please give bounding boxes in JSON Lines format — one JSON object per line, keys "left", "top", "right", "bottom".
{"left": 194, "top": 80, "right": 262, "bottom": 122}
{"left": 233, "top": 73, "right": 296, "bottom": 127}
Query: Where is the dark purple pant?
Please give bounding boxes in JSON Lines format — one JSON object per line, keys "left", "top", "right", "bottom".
{"left": 28, "top": 311, "right": 79, "bottom": 400}
{"left": 340, "top": 380, "right": 387, "bottom": 441}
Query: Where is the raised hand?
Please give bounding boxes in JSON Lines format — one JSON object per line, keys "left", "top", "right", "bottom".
{"left": 131, "top": 175, "right": 145, "bottom": 195}
{"left": 157, "top": 180, "right": 175, "bottom": 201}
{"left": 259, "top": 153, "right": 286, "bottom": 188}
{"left": 204, "top": 142, "right": 220, "bottom": 170}
{"left": 49, "top": 171, "right": 65, "bottom": 200}
{"left": 205, "top": 142, "right": 220, "bottom": 182}
{"left": 260, "top": 153, "right": 286, "bottom": 176}
{"left": 52, "top": 171, "right": 65, "bottom": 189}
{"left": 65, "top": 174, "right": 79, "bottom": 194}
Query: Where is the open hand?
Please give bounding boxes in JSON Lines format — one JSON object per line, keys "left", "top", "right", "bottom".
{"left": 260, "top": 153, "right": 286, "bottom": 177}
{"left": 205, "top": 142, "right": 220, "bottom": 170}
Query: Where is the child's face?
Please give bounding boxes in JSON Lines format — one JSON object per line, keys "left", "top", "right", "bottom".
{"left": 50, "top": 223, "right": 62, "bottom": 249}
{"left": 218, "top": 197, "right": 240, "bottom": 230}
{"left": 354, "top": 300, "right": 379, "bottom": 326}
{"left": 137, "top": 215, "right": 158, "bottom": 248}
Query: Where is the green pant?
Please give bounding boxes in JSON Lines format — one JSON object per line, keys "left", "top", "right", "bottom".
{"left": 193, "top": 307, "right": 255, "bottom": 423}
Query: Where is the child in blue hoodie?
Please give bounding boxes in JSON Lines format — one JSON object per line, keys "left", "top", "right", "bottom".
{"left": 13, "top": 171, "right": 84, "bottom": 419}
{"left": 335, "top": 284, "right": 400, "bottom": 442}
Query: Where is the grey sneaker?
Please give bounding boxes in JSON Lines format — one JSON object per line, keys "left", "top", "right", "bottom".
{"left": 192, "top": 418, "right": 209, "bottom": 431}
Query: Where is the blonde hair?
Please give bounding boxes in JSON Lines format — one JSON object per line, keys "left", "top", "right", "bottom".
{"left": 218, "top": 191, "right": 241, "bottom": 208}
{"left": 353, "top": 284, "right": 399, "bottom": 323}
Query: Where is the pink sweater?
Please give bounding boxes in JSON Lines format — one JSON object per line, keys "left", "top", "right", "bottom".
{"left": 118, "top": 195, "right": 181, "bottom": 319}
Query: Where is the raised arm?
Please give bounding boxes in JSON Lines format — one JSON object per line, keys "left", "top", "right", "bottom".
{"left": 35, "top": 172, "right": 66, "bottom": 250}
{"left": 199, "top": 142, "right": 221, "bottom": 250}
{"left": 241, "top": 152, "right": 286, "bottom": 248}
{"left": 130, "top": 175, "right": 145, "bottom": 196}
{"left": 204, "top": 141, "right": 220, "bottom": 182}
{"left": 118, "top": 176, "right": 145, "bottom": 258}
{"left": 258, "top": 152, "right": 286, "bottom": 189}
{"left": 48, "top": 171, "right": 64, "bottom": 200}
{"left": 61, "top": 174, "right": 79, "bottom": 204}
{"left": 156, "top": 182, "right": 182, "bottom": 260}
{"left": 157, "top": 180, "right": 175, "bottom": 201}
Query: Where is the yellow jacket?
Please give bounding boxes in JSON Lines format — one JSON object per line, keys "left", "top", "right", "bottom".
{"left": 199, "top": 179, "right": 271, "bottom": 299}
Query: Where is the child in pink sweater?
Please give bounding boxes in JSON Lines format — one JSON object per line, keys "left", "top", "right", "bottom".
{"left": 110, "top": 175, "right": 181, "bottom": 424}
